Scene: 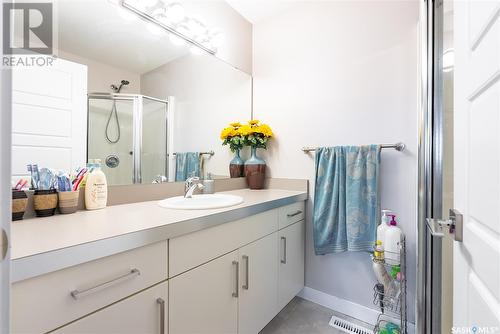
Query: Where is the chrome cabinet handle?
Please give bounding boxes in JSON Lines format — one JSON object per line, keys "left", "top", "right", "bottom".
{"left": 157, "top": 298, "right": 165, "bottom": 334}
{"left": 242, "top": 255, "right": 249, "bottom": 290}
{"left": 70, "top": 268, "right": 140, "bottom": 299}
{"left": 232, "top": 261, "right": 239, "bottom": 297}
{"left": 281, "top": 237, "right": 287, "bottom": 264}
{"left": 287, "top": 210, "right": 303, "bottom": 218}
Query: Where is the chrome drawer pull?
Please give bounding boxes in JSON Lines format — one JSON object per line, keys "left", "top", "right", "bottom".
{"left": 232, "top": 261, "right": 239, "bottom": 298}
{"left": 157, "top": 298, "right": 166, "bottom": 334}
{"left": 281, "top": 237, "right": 287, "bottom": 264}
{"left": 242, "top": 255, "right": 249, "bottom": 290}
{"left": 70, "top": 268, "right": 140, "bottom": 300}
{"left": 287, "top": 210, "right": 303, "bottom": 218}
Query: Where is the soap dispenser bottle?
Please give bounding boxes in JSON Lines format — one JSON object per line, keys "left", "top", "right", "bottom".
{"left": 377, "top": 209, "right": 391, "bottom": 245}
{"left": 85, "top": 159, "right": 108, "bottom": 210}
{"left": 385, "top": 214, "right": 403, "bottom": 262}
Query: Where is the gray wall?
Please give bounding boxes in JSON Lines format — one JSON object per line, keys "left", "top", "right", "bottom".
{"left": 253, "top": 1, "right": 419, "bottom": 322}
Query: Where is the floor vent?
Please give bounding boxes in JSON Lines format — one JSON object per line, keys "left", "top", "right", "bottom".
{"left": 329, "top": 315, "right": 373, "bottom": 334}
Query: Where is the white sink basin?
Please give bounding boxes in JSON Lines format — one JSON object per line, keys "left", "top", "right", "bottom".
{"left": 158, "top": 194, "right": 244, "bottom": 210}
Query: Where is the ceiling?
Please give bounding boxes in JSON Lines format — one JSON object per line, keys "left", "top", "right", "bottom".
{"left": 225, "top": 0, "right": 299, "bottom": 24}
{"left": 57, "top": 0, "right": 189, "bottom": 74}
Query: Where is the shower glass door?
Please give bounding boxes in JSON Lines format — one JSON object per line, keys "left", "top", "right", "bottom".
{"left": 88, "top": 95, "right": 135, "bottom": 185}
{"left": 87, "top": 94, "right": 168, "bottom": 185}
{"left": 141, "top": 96, "right": 168, "bottom": 184}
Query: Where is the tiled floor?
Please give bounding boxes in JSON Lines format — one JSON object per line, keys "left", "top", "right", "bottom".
{"left": 260, "top": 297, "right": 345, "bottom": 334}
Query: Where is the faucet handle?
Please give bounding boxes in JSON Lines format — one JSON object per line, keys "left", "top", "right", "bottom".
{"left": 186, "top": 176, "right": 200, "bottom": 184}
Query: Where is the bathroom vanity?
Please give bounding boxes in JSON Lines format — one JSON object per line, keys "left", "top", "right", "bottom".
{"left": 10, "top": 188, "right": 307, "bottom": 334}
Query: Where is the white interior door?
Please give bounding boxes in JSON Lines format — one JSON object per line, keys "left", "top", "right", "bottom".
{"left": 11, "top": 58, "right": 87, "bottom": 182}
{"left": 0, "top": 66, "right": 12, "bottom": 334}
{"left": 454, "top": 0, "right": 500, "bottom": 330}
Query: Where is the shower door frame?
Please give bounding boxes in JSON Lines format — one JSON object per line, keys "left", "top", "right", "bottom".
{"left": 417, "top": 0, "right": 446, "bottom": 332}
{"left": 87, "top": 93, "right": 169, "bottom": 184}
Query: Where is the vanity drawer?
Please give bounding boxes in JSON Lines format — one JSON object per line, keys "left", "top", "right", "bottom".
{"left": 279, "top": 201, "right": 305, "bottom": 229}
{"left": 169, "top": 209, "right": 278, "bottom": 277}
{"left": 11, "top": 241, "right": 168, "bottom": 334}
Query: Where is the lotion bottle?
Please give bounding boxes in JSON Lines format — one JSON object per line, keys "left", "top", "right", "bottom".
{"left": 385, "top": 215, "right": 403, "bottom": 262}
{"left": 85, "top": 159, "right": 108, "bottom": 210}
{"left": 377, "top": 209, "right": 392, "bottom": 245}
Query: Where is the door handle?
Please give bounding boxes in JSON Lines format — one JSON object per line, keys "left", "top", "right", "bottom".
{"left": 156, "top": 298, "right": 165, "bottom": 334}
{"left": 242, "top": 255, "right": 249, "bottom": 290}
{"left": 232, "top": 261, "right": 239, "bottom": 297}
{"left": 426, "top": 208, "right": 463, "bottom": 242}
{"left": 1, "top": 229, "right": 8, "bottom": 261}
{"left": 70, "top": 268, "right": 141, "bottom": 299}
{"left": 281, "top": 236, "right": 287, "bottom": 264}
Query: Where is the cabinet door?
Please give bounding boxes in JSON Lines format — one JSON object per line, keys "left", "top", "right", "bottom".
{"left": 169, "top": 251, "right": 238, "bottom": 334}
{"left": 238, "top": 233, "right": 279, "bottom": 334}
{"left": 278, "top": 220, "right": 305, "bottom": 310}
{"left": 54, "top": 281, "right": 168, "bottom": 334}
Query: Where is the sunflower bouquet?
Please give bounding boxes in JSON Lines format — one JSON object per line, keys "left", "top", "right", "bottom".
{"left": 220, "top": 122, "right": 245, "bottom": 152}
{"left": 239, "top": 120, "right": 273, "bottom": 149}
{"left": 220, "top": 120, "right": 274, "bottom": 150}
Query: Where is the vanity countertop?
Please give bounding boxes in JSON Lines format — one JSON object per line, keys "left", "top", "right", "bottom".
{"left": 11, "top": 188, "right": 307, "bottom": 282}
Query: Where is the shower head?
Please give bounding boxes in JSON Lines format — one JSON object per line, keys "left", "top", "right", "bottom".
{"left": 111, "top": 80, "right": 130, "bottom": 93}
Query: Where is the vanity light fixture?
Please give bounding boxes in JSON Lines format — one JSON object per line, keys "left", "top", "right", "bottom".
{"left": 121, "top": 0, "right": 223, "bottom": 55}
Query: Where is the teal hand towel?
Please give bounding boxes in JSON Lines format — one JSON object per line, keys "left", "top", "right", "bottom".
{"left": 313, "top": 145, "right": 381, "bottom": 254}
{"left": 175, "top": 152, "right": 200, "bottom": 181}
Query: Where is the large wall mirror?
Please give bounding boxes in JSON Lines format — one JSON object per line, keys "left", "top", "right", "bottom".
{"left": 11, "top": 0, "right": 252, "bottom": 186}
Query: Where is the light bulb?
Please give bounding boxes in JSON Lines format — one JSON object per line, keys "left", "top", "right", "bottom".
{"left": 167, "top": 2, "right": 185, "bottom": 24}
{"left": 151, "top": 7, "right": 166, "bottom": 19}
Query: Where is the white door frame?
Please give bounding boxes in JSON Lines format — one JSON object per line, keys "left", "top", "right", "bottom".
{"left": 0, "top": 2, "right": 12, "bottom": 332}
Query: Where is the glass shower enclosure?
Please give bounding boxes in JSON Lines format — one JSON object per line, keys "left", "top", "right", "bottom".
{"left": 87, "top": 93, "right": 168, "bottom": 185}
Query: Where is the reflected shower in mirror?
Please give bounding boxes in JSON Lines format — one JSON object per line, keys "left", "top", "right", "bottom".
{"left": 11, "top": 0, "right": 252, "bottom": 187}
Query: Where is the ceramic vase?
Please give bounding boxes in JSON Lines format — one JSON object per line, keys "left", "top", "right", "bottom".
{"left": 229, "top": 149, "right": 244, "bottom": 178}
{"left": 244, "top": 147, "right": 266, "bottom": 189}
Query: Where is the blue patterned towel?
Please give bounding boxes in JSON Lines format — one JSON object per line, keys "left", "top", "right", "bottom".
{"left": 175, "top": 152, "right": 200, "bottom": 181}
{"left": 313, "top": 145, "right": 381, "bottom": 254}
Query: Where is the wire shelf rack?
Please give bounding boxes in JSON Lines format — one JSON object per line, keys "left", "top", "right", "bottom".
{"left": 372, "top": 235, "right": 407, "bottom": 334}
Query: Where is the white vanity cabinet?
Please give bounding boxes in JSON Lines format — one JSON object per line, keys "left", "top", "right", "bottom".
{"left": 278, "top": 220, "right": 305, "bottom": 310}
{"left": 11, "top": 241, "right": 168, "bottom": 334}
{"left": 169, "top": 251, "right": 239, "bottom": 334}
{"left": 238, "top": 232, "right": 279, "bottom": 334}
{"left": 12, "top": 200, "right": 306, "bottom": 334}
{"left": 54, "top": 281, "right": 168, "bottom": 334}
{"left": 169, "top": 202, "right": 305, "bottom": 334}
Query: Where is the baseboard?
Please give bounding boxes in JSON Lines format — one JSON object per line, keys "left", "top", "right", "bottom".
{"left": 298, "top": 286, "right": 415, "bottom": 334}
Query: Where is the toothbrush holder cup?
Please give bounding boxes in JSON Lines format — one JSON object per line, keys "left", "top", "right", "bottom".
{"left": 12, "top": 190, "right": 28, "bottom": 221}
{"left": 58, "top": 190, "right": 79, "bottom": 214}
{"left": 33, "top": 189, "right": 58, "bottom": 217}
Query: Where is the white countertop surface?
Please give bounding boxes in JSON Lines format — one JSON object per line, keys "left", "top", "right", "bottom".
{"left": 11, "top": 188, "right": 307, "bottom": 281}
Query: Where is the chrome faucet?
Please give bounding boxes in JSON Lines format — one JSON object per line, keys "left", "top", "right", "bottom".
{"left": 184, "top": 176, "right": 204, "bottom": 198}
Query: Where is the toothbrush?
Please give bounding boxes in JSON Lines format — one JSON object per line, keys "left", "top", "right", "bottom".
{"left": 18, "top": 179, "right": 28, "bottom": 190}
{"left": 13, "top": 179, "right": 22, "bottom": 190}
